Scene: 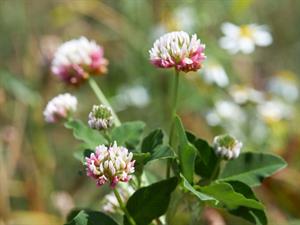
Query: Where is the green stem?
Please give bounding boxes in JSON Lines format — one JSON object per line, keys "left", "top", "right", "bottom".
{"left": 113, "top": 188, "right": 136, "bottom": 225}
{"left": 102, "top": 129, "right": 111, "bottom": 143}
{"left": 166, "top": 69, "right": 180, "bottom": 178}
{"left": 208, "top": 158, "right": 221, "bottom": 184}
{"left": 88, "top": 78, "right": 121, "bottom": 127}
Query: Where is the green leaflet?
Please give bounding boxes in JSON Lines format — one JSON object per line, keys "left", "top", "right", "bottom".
{"left": 65, "top": 209, "right": 119, "bottom": 225}
{"left": 111, "top": 121, "right": 145, "bottom": 149}
{"left": 125, "top": 177, "right": 178, "bottom": 225}
{"left": 219, "top": 152, "right": 287, "bottom": 186}
{"left": 64, "top": 119, "right": 107, "bottom": 149}
{"left": 175, "top": 116, "right": 197, "bottom": 183}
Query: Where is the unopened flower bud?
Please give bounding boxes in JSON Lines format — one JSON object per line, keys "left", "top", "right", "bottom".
{"left": 88, "top": 104, "right": 114, "bottom": 130}
{"left": 213, "top": 134, "right": 242, "bottom": 160}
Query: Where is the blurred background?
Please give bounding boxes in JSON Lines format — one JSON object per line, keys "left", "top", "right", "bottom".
{"left": 0, "top": 0, "right": 300, "bottom": 224}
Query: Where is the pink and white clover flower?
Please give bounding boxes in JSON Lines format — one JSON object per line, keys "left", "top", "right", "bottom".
{"left": 149, "top": 31, "right": 206, "bottom": 73}
{"left": 43, "top": 93, "right": 77, "bottom": 123}
{"left": 51, "top": 37, "right": 108, "bottom": 85}
{"left": 85, "top": 142, "right": 135, "bottom": 188}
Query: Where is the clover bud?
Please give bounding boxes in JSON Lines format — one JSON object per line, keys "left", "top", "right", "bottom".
{"left": 213, "top": 134, "right": 242, "bottom": 160}
{"left": 88, "top": 104, "right": 114, "bottom": 130}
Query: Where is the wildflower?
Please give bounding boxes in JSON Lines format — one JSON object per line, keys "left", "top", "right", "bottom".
{"left": 149, "top": 31, "right": 206, "bottom": 72}
{"left": 43, "top": 93, "right": 77, "bottom": 123}
{"left": 213, "top": 134, "right": 242, "bottom": 160}
{"left": 51, "top": 37, "right": 108, "bottom": 85}
{"left": 201, "top": 62, "right": 229, "bottom": 87}
{"left": 206, "top": 100, "right": 245, "bottom": 126}
{"left": 219, "top": 22, "right": 272, "bottom": 54}
{"left": 173, "top": 6, "right": 196, "bottom": 32}
{"left": 85, "top": 142, "right": 135, "bottom": 188}
{"left": 229, "top": 85, "right": 264, "bottom": 105}
{"left": 268, "top": 71, "right": 299, "bottom": 102}
{"left": 112, "top": 85, "right": 150, "bottom": 111}
{"left": 88, "top": 104, "right": 114, "bottom": 130}
{"left": 257, "top": 100, "right": 292, "bottom": 123}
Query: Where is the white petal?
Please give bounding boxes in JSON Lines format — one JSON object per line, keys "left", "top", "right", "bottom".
{"left": 221, "top": 22, "right": 239, "bottom": 37}
{"left": 239, "top": 38, "right": 255, "bottom": 54}
{"left": 219, "top": 37, "right": 239, "bottom": 54}
{"left": 254, "top": 30, "right": 272, "bottom": 46}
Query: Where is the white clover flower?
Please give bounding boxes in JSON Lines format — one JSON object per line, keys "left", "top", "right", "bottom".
{"left": 43, "top": 93, "right": 77, "bottom": 123}
{"left": 268, "top": 71, "right": 299, "bottom": 102}
{"left": 201, "top": 62, "right": 229, "bottom": 87}
{"left": 213, "top": 134, "right": 242, "bottom": 160}
{"left": 85, "top": 141, "right": 135, "bottom": 188}
{"left": 88, "top": 104, "right": 114, "bottom": 130}
{"left": 112, "top": 85, "right": 150, "bottom": 111}
{"left": 51, "top": 37, "right": 108, "bottom": 85}
{"left": 257, "top": 100, "right": 292, "bottom": 123}
{"left": 219, "top": 22, "right": 272, "bottom": 54}
{"left": 149, "top": 31, "right": 206, "bottom": 72}
{"left": 229, "top": 85, "right": 264, "bottom": 105}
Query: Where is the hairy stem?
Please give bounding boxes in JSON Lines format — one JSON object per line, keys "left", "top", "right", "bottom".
{"left": 208, "top": 158, "right": 221, "bottom": 184}
{"left": 166, "top": 69, "right": 180, "bottom": 178}
{"left": 88, "top": 78, "right": 121, "bottom": 127}
{"left": 113, "top": 188, "right": 136, "bottom": 225}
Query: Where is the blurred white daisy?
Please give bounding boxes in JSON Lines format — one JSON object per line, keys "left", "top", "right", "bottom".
{"left": 173, "top": 6, "right": 196, "bottom": 32}
{"left": 268, "top": 71, "right": 299, "bottom": 102}
{"left": 206, "top": 100, "right": 245, "bottom": 126}
{"left": 201, "top": 62, "right": 229, "bottom": 87}
{"left": 112, "top": 85, "right": 150, "bottom": 111}
{"left": 219, "top": 22, "right": 272, "bottom": 54}
{"left": 257, "top": 100, "right": 293, "bottom": 123}
{"left": 229, "top": 85, "right": 264, "bottom": 105}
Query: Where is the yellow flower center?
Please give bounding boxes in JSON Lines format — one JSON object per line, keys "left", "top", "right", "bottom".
{"left": 277, "top": 70, "right": 297, "bottom": 83}
{"left": 239, "top": 25, "right": 253, "bottom": 38}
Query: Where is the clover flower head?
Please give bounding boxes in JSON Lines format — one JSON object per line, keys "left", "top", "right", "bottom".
{"left": 149, "top": 31, "right": 206, "bottom": 72}
{"left": 219, "top": 22, "right": 272, "bottom": 54}
{"left": 43, "top": 93, "right": 77, "bottom": 123}
{"left": 85, "top": 142, "right": 135, "bottom": 188}
{"left": 213, "top": 134, "right": 242, "bottom": 160}
{"left": 51, "top": 37, "right": 108, "bottom": 85}
{"left": 88, "top": 104, "right": 114, "bottom": 130}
